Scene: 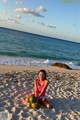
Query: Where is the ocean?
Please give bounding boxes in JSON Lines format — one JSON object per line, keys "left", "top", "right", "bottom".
{"left": 0, "top": 27, "right": 80, "bottom": 70}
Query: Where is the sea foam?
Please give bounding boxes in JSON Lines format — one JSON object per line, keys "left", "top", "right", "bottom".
{"left": 0, "top": 56, "right": 80, "bottom": 70}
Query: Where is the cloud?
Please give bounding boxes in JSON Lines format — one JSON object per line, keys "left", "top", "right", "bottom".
{"left": 15, "top": 1, "right": 23, "bottom": 5}
{"left": 36, "top": 6, "right": 47, "bottom": 12}
{"left": 46, "top": 24, "right": 56, "bottom": 28}
{"left": 7, "top": 18, "right": 20, "bottom": 24}
{"left": 12, "top": 20, "right": 20, "bottom": 24}
{"left": 15, "top": 8, "right": 44, "bottom": 17}
{"left": 16, "top": 14, "right": 22, "bottom": 19}
{"left": 9, "top": 14, "right": 22, "bottom": 19}
{"left": 8, "top": 18, "right": 16, "bottom": 21}
{"left": 30, "top": 19, "right": 56, "bottom": 29}
{"left": 0, "top": 18, "right": 6, "bottom": 21}
{"left": 2, "top": 0, "right": 8, "bottom": 3}
{"left": 38, "top": 22, "right": 56, "bottom": 29}
{"left": 31, "top": 19, "right": 35, "bottom": 22}
{"left": 38, "top": 22, "right": 46, "bottom": 26}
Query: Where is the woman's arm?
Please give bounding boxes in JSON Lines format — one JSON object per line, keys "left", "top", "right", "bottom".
{"left": 34, "top": 79, "right": 38, "bottom": 97}
{"left": 39, "top": 80, "right": 49, "bottom": 97}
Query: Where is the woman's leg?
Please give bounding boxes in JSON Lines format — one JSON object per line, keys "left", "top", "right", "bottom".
{"left": 38, "top": 98, "right": 51, "bottom": 109}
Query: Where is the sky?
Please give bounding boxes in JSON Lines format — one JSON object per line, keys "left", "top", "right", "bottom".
{"left": 0, "top": 0, "right": 80, "bottom": 43}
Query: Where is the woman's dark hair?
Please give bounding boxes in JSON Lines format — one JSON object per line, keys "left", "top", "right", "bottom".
{"left": 38, "top": 69, "right": 46, "bottom": 80}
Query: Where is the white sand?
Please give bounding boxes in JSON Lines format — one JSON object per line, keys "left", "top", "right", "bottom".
{"left": 0, "top": 65, "right": 80, "bottom": 120}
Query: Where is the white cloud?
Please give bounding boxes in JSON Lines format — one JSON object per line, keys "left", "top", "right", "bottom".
{"left": 12, "top": 20, "right": 20, "bottom": 24}
{"left": 46, "top": 24, "right": 56, "bottom": 28}
{"left": 38, "top": 21, "right": 56, "bottom": 29}
{"left": 15, "top": 1, "right": 22, "bottom": 5}
{"left": 0, "top": 18, "right": 6, "bottom": 21}
{"left": 15, "top": 8, "right": 44, "bottom": 17}
{"left": 7, "top": 18, "right": 20, "bottom": 24}
{"left": 16, "top": 14, "right": 22, "bottom": 19}
{"left": 8, "top": 18, "right": 16, "bottom": 21}
{"left": 36, "top": 6, "right": 46, "bottom": 12}
{"left": 8, "top": 14, "right": 22, "bottom": 19}
{"left": 38, "top": 22, "right": 45, "bottom": 26}
{"left": 2, "top": 0, "right": 8, "bottom": 3}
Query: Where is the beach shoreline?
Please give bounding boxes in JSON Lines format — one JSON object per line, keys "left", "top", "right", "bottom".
{"left": 0, "top": 65, "right": 80, "bottom": 120}
{"left": 0, "top": 65, "right": 80, "bottom": 74}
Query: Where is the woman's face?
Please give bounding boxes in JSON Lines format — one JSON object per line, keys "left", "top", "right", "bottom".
{"left": 38, "top": 72, "right": 45, "bottom": 80}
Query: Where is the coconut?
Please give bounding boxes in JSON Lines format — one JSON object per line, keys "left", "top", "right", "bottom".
{"left": 29, "top": 96, "right": 36, "bottom": 103}
{"left": 31, "top": 102, "right": 38, "bottom": 109}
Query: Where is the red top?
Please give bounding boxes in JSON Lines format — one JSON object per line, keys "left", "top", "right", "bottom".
{"left": 34, "top": 78, "right": 46, "bottom": 97}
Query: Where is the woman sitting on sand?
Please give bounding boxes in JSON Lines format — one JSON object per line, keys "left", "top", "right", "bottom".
{"left": 24, "top": 69, "right": 51, "bottom": 109}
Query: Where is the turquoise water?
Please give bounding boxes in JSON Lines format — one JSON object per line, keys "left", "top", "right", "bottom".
{"left": 0, "top": 27, "right": 80, "bottom": 69}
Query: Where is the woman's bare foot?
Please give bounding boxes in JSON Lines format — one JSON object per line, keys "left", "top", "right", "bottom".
{"left": 22, "top": 97, "right": 29, "bottom": 105}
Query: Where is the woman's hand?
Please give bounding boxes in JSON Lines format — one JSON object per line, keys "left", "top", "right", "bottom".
{"left": 35, "top": 91, "right": 38, "bottom": 98}
{"left": 34, "top": 79, "right": 39, "bottom": 97}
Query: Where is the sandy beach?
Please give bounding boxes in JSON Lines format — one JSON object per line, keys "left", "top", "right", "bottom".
{"left": 0, "top": 65, "right": 80, "bottom": 120}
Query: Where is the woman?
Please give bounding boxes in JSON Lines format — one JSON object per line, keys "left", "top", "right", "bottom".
{"left": 24, "top": 69, "right": 51, "bottom": 109}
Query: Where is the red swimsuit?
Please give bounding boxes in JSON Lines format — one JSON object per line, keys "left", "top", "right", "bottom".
{"left": 34, "top": 78, "right": 46, "bottom": 97}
